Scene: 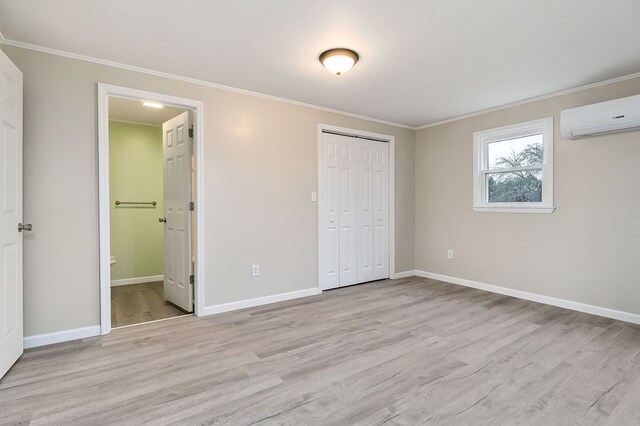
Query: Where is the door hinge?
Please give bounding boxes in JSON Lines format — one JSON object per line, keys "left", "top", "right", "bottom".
{"left": 189, "top": 274, "right": 194, "bottom": 285}
{"left": 189, "top": 201, "right": 195, "bottom": 211}
{"left": 189, "top": 127, "right": 194, "bottom": 138}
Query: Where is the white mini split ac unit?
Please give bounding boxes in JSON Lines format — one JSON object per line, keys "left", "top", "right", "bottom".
{"left": 560, "top": 94, "right": 640, "bottom": 139}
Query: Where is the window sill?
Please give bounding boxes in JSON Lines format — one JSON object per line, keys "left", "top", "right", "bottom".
{"left": 472, "top": 205, "right": 555, "bottom": 214}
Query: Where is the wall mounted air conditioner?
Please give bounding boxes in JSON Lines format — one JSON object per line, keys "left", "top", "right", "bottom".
{"left": 560, "top": 94, "right": 640, "bottom": 139}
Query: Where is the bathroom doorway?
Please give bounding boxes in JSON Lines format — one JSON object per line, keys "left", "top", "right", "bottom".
{"left": 97, "top": 84, "right": 204, "bottom": 334}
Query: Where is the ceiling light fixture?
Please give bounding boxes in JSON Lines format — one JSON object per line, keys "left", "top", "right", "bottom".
{"left": 142, "top": 101, "right": 164, "bottom": 109}
{"left": 319, "top": 48, "right": 359, "bottom": 75}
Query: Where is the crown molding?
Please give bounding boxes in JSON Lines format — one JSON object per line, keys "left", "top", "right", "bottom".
{"left": 416, "top": 71, "right": 640, "bottom": 130}
{"left": 2, "top": 36, "right": 638, "bottom": 132}
{"left": 0, "top": 37, "right": 416, "bottom": 130}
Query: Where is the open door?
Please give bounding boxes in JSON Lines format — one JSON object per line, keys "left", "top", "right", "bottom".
{"left": 161, "top": 111, "right": 193, "bottom": 312}
{"left": 0, "top": 50, "right": 24, "bottom": 379}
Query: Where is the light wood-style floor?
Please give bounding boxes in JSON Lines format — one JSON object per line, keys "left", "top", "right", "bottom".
{"left": 111, "top": 281, "right": 189, "bottom": 328}
{"left": 3, "top": 276, "right": 640, "bottom": 424}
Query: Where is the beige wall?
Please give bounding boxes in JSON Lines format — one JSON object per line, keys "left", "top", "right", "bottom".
{"left": 416, "top": 77, "right": 640, "bottom": 315}
{"left": 2, "top": 45, "right": 415, "bottom": 337}
{"left": 9, "top": 39, "right": 636, "bottom": 337}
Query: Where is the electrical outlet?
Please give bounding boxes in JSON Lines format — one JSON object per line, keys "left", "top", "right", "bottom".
{"left": 311, "top": 191, "right": 317, "bottom": 202}
{"left": 447, "top": 249, "right": 454, "bottom": 259}
{"left": 251, "top": 264, "right": 260, "bottom": 277}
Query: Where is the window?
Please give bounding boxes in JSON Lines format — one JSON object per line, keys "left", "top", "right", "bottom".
{"left": 473, "top": 117, "right": 554, "bottom": 213}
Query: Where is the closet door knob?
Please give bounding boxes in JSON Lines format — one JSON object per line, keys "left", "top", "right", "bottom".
{"left": 158, "top": 217, "right": 167, "bottom": 223}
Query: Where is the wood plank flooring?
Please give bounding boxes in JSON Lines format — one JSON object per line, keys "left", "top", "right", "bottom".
{"left": 3, "top": 276, "right": 640, "bottom": 424}
{"left": 111, "top": 281, "right": 189, "bottom": 328}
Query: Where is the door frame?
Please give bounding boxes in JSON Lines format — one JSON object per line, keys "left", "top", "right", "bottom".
{"left": 97, "top": 83, "right": 205, "bottom": 335}
{"left": 317, "top": 124, "right": 396, "bottom": 291}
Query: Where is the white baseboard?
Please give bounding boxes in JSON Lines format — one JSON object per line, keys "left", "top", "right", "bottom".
{"left": 414, "top": 270, "right": 640, "bottom": 326}
{"left": 392, "top": 270, "right": 418, "bottom": 279}
{"left": 202, "top": 288, "right": 321, "bottom": 316}
{"left": 24, "top": 325, "right": 101, "bottom": 349}
{"left": 23, "top": 288, "right": 320, "bottom": 349}
{"left": 111, "top": 275, "right": 164, "bottom": 287}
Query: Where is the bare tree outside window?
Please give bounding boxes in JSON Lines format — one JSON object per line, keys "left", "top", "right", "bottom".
{"left": 487, "top": 143, "right": 543, "bottom": 202}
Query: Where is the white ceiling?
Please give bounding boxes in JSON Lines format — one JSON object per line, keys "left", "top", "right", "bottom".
{"left": 109, "top": 97, "right": 186, "bottom": 126}
{"left": 1, "top": 0, "right": 639, "bottom": 127}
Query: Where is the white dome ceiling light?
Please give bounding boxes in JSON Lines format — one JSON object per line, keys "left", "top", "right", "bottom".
{"left": 319, "top": 48, "right": 359, "bottom": 75}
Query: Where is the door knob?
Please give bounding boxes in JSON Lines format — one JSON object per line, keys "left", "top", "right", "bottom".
{"left": 158, "top": 217, "right": 167, "bottom": 223}
{"left": 18, "top": 223, "right": 32, "bottom": 232}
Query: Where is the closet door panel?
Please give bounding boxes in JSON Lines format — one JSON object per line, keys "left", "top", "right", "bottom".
{"left": 319, "top": 135, "right": 340, "bottom": 289}
{"left": 339, "top": 141, "right": 358, "bottom": 286}
{"left": 357, "top": 141, "right": 374, "bottom": 283}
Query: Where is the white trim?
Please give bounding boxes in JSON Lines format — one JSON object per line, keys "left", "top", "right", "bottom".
{"left": 417, "top": 72, "right": 640, "bottom": 129}
{"left": 98, "top": 83, "right": 205, "bottom": 336}
{"left": 109, "top": 118, "right": 162, "bottom": 128}
{"left": 392, "top": 270, "right": 418, "bottom": 279}
{"left": 472, "top": 206, "right": 555, "bottom": 214}
{"left": 113, "top": 314, "right": 193, "bottom": 330}
{"left": 2, "top": 37, "right": 639, "bottom": 131}
{"left": 24, "top": 326, "right": 101, "bottom": 349}
{"left": 193, "top": 101, "right": 205, "bottom": 320}
{"left": 111, "top": 275, "right": 164, "bottom": 287}
{"left": 389, "top": 135, "right": 396, "bottom": 280}
{"left": 98, "top": 86, "right": 110, "bottom": 335}
{"left": 201, "top": 288, "right": 321, "bottom": 316}
{"left": 0, "top": 38, "right": 413, "bottom": 130}
{"left": 414, "top": 270, "right": 640, "bottom": 326}
{"left": 316, "top": 124, "right": 396, "bottom": 291}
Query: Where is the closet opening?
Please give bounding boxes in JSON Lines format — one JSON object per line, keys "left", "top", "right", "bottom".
{"left": 317, "top": 124, "right": 396, "bottom": 291}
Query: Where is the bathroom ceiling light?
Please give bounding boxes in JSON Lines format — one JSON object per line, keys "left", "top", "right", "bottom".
{"left": 142, "top": 101, "right": 164, "bottom": 109}
{"left": 319, "top": 48, "right": 359, "bottom": 75}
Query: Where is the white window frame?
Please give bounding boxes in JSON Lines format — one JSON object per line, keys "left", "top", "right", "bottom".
{"left": 473, "top": 117, "right": 555, "bottom": 214}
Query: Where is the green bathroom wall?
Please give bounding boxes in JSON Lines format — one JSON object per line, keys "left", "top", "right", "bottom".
{"left": 109, "top": 121, "right": 164, "bottom": 281}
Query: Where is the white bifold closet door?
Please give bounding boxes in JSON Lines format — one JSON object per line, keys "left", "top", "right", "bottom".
{"left": 320, "top": 132, "right": 389, "bottom": 290}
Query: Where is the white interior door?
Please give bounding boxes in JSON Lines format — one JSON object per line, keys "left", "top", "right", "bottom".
{"left": 162, "top": 111, "right": 193, "bottom": 312}
{"left": 319, "top": 131, "right": 389, "bottom": 290}
{"left": 0, "top": 50, "right": 23, "bottom": 380}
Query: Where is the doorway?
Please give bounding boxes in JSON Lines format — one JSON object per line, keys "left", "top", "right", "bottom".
{"left": 109, "top": 99, "right": 191, "bottom": 327}
{"left": 317, "top": 124, "right": 396, "bottom": 290}
{"left": 98, "top": 84, "right": 205, "bottom": 335}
